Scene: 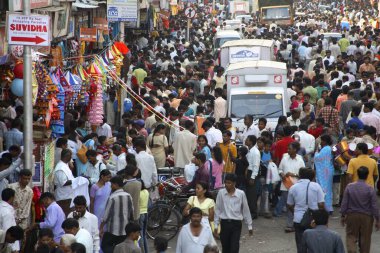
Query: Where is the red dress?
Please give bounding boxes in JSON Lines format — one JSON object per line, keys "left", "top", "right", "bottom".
{"left": 273, "top": 136, "right": 295, "bottom": 163}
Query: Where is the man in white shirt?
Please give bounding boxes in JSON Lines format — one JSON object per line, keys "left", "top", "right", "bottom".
{"left": 202, "top": 120, "right": 223, "bottom": 148}
{"left": 0, "top": 188, "right": 19, "bottom": 252}
{"left": 287, "top": 109, "right": 301, "bottom": 127}
{"left": 238, "top": 114, "right": 260, "bottom": 144}
{"left": 275, "top": 142, "right": 305, "bottom": 232}
{"left": 0, "top": 226, "right": 24, "bottom": 253}
{"left": 96, "top": 119, "right": 113, "bottom": 139}
{"left": 245, "top": 135, "right": 261, "bottom": 219}
{"left": 169, "top": 111, "right": 181, "bottom": 146}
{"left": 137, "top": 35, "right": 148, "bottom": 49}
{"left": 134, "top": 139, "right": 158, "bottom": 189}
{"left": 213, "top": 68, "right": 226, "bottom": 89}
{"left": 346, "top": 41, "right": 357, "bottom": 56}
{"left": 323, "top": 50, "right": 335, "bottom": 66}
{"left": 54, "top": 149, "right": 75, "bottom": 216}
{"left": 346, "top": 55, "right": 357, "bottom": 74}
{"left": 294, "top": 124, "right": 315, "bottom": 167}
{"left": 104, "top": 144, "right": 126, "bottom": 174}
{"left": 62, "top": 218, "right": 93, "bottom": 253}
{"left": 85, "top": 150, "right": 106, "bottom": 185}
{"left": 295, "top": 125, "right": 315, "bottom": 155}
{"left": 9, "top": 169, "right": 33, "bottom": 230}
{"left": 176, "top": 207, "right": 216, "bottom": 253}
{"left": 68, "top": 196, "right": 100, "bottom": 253}
{"left": 360, "top": 102, "right": 380, "bottom": 136}
{"left": 173, "top": 120, "right": 197, "bottom": 168}
{"left": 329, "top": 41, "right": 341, "bottom": 59}
{"left": 213, "top": 88, "right": 227, "bottom": 122}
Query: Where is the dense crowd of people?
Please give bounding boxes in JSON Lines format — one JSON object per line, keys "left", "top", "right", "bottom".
{"left": 1, "top": 0, "right": 380, "bottom": 253}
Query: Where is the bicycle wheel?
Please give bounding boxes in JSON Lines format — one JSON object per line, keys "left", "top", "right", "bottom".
{"left": 147, "top": 204, "right": 181, "bottom": 241}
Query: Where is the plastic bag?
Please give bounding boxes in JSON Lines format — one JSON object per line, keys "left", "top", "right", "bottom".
{"left": 266, "top": 162, "right": 281, "bottom": 184}
{"left": 184, "top": 163, "right": 197, "bottom": 183}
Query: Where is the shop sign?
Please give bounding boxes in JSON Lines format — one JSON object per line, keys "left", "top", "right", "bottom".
{"left": 229, "top": 47, "right": 260, "bottom": 63}
{"left": 80, "top": 28, "right": 97, "bottom": 42}
{"left": 93, "top": 18, "right": 108, "bottom": 30}
{"left": 7, "top": 14, "right": 51, "bottom": 46}
{"left": 9, "top": 0, "right": 53, "bottom": 12}
{"left": 107, "top": 0, "right": 138, "bottom": 22}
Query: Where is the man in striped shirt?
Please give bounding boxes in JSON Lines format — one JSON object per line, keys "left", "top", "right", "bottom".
{"left": 100, "top": 176, "right": 134, "bottom": 253}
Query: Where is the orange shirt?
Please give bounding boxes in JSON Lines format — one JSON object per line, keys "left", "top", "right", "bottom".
{"left": 219, "top": 142, "right": 237, "bottom": 173}
{"left": 336, "top": 94, "right": 347, "bottom": 112}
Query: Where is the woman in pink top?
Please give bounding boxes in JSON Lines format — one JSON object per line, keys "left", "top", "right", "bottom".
{"left": 206, "top": 146, "right": 224, "bottom": 189}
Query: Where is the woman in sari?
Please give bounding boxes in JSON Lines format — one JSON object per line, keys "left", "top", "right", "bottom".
{"left": 314, "top": 134, "right": 334, "bottom": 213}
{"left": 90, "top": 169, "right": 112, "bottom": 226}
{"left": 147, "top": 124, "right": 169, "bottom": 168}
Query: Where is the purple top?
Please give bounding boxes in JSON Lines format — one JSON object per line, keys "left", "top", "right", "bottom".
{"left": 39, "top": 202, "right": 65, "bottom": 242}
{"left": 341, "top": 180, "right": 379, "bottom": 221}
{"left": 90, "top": 182, "right": 112, "bottom": 227}
{"left": 206, "top": 160, "right": 223, "bottom": 189}
{"left": 183, "top": 164, "right": 210, "bottom": 192}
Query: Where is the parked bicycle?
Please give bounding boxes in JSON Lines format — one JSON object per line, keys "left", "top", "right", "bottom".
{"left": 146, "top": 167, "right": 189, "bottom": 241}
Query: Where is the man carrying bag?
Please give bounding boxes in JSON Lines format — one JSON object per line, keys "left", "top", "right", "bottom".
{"left": 287, "top": 168, "right": 325, "bottom": 253}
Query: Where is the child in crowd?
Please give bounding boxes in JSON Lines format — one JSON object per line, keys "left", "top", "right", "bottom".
{"left": 96, "top": 135, "right": 110, "bottom": 160}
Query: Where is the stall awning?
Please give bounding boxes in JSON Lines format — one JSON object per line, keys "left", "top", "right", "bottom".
{"left": 34, "top": 6, "right": 66, "bottom": 12}
{"left": 72, "top": 0, "right": 99, "bottom": 8}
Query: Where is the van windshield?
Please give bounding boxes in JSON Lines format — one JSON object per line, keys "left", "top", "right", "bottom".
{"left": 230, "top": 94, "right": 284, "bottom": 118}
{"left": 215, "top": 37, "right": 240, "bottom": 48}
{"left": 262, "top": 7, "right": 290, "bottom": 20}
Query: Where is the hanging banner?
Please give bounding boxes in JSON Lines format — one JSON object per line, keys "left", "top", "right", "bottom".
{"left": 107, "top": 0, "right": 138, "bottom": 22}
{"left": 80, "top": 28, "right": 97, "bottom": 42}
{"left": 9, "top": 0, "right": 53, "bottom": 12}
{"left": 93, "top": 18, "right": 108, "bottom": 30}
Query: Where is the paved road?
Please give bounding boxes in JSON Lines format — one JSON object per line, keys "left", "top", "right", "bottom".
{"left": 147, "top": 208, "right": 380, "bottom": 252}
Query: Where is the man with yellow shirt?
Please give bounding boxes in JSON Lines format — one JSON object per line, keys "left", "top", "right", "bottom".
{"left": 338, "top": 34, "right": 350, "bottom": 54}
{"left": 347, "top": 143, "right": 378, "bottom": 187}
{"left": 219, "top": 131, "right": 237, "bottom": 174}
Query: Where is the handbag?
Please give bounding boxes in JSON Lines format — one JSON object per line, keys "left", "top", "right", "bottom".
{"left": 77, "top": 144, "right": 88, "bottom": 164}
{"left": 209, "top": 160, "right": 216, "bottom": 190}
{"left": 300, "top": 182, "right": 313, "bottom": 230}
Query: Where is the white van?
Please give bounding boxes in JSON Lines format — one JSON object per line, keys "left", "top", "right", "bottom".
{"left": 218, "top": 39, "right": 275, "bottom": 68}
{"left": 226, "top": 60, "right": 288, "bottom": 134}
{"left": 213, "top": 30, "right": 242, "bottom": 53}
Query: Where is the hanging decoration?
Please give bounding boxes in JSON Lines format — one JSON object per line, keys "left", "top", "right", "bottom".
{"left": 13, "top": 62, "right": 24, "bottom": 79}
{"left": 10, "top": 78, "right": 23, "bottom": 97}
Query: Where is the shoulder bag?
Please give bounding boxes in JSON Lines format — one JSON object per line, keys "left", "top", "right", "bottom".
{"left": 300, "top": 182, "right": 314, "bottom": 230}
{"left": 209, "top": 160, "right": 216, "bottom": 190}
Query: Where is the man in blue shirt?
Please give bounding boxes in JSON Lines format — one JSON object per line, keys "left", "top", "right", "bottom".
{"left": 4, "top": 119, "right": 23, "bottom": 150}
{"left": 347, "top": 106, "right": 364, "bottom": 130}
{"left": 36, "top": 192, "right": 65, "bottom": 243}
{"left": 287, "top": 168, "right": 325, "bottom": 253}
{"left": 301, "top": 209, "right": 345, "bottom": 253}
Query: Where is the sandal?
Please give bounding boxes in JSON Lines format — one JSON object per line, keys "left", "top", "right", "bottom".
{"left": 285, "top": 227, "right": 295, "bottom": 233}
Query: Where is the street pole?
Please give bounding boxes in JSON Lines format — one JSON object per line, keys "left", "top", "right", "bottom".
{"left": 186, "top": 18, "right": 190, "bottom": 41}
{"left": 23, "top": 0, "right": 34, "bottom": 171}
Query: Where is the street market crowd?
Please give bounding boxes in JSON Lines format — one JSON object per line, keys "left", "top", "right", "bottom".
{"left": 1, "top": 0, "right": 380, "bottom": 253}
